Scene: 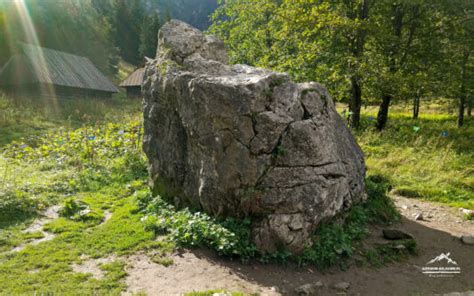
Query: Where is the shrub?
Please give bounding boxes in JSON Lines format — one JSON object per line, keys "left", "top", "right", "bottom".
{"left": 59, "top": 198, "right": 84, "bottom": 218}
{"left": 138, "top": 190, "right": 257, "bottom": 259}
{"left": 139, "top": 176, "right": 401, "bottom": 268}
{"left": 58, "top": 198, "right": 103, "bottom": 223}
{"left": 0, "top": 189, "right": 39, "bottom": 224}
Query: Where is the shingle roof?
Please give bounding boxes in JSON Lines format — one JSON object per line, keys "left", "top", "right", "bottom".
{"left": 16, "top": 44, "right": 118, "bottom": 93}
{"left": 119, "top": 67, "right": 145, "bottom": 87}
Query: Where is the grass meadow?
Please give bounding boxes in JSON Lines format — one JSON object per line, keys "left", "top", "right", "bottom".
{"left": 346, "top": 103, "right": 473, "bottom": 209}
{"left": 0, "top": 94, "right": 471, "bottom": 293}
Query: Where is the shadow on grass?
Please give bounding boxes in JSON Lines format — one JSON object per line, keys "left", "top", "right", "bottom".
{"left": 0, "top": 215, "right": 37, "bottom": 230}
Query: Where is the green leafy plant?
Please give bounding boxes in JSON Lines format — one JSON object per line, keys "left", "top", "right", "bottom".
{"left": 59, "top": 198, "right": 84, "bottom": 218}
{"left": 0, "top": 189, "right": 39, "bottom": 225}
{"left": 139, "top": 190, "right": 257, "bottom": 259}
{"left": 297, "top": 176, "right": 401, "bottom": 269}
{"left": 139, "top": 175, "right": 401, "bottom": 268}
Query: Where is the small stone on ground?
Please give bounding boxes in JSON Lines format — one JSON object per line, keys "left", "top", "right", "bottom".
{"left": 414, "top": 212, "right": 424, "bottom": 221}
{"left": 295, "top": 283, "right": 322, "bottom": 295}
{"left": 460, "top": 235, "right": 474, "bottom": 245}
{"left": 333, "top": 281, "right": 351, "bottom": 291}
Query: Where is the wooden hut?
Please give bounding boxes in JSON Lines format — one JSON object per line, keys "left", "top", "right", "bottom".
{"left": 119, "top": 67, "right": 145, "bottom": 98}
{"left": 0, "top": 44, "right": 118, "bottom": 99}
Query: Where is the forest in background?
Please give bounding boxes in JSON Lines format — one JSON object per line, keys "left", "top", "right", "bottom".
{"left": 0, "top": 0, "right": 218, "bottom": 74}
{"left": 210, "top": 0, "right": 474, "bottom": 129}
{"left": 0, "top": 0, "right": 472, "bottom": 130}
{"left": 0, "top": 1, "right": 472, "bottom": 293}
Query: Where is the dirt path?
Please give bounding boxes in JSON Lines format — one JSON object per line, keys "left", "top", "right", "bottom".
{"left": 391, "top": 195, "right": 473, "bottom": 237}
{"left": 124, "top": 252, "right": 280, "bottom": 296}
{"left": 11, "top": 205, "right": 60, "bottom": 252}
{"left": 124, "top": 197, "right": 474, "bottom": 296}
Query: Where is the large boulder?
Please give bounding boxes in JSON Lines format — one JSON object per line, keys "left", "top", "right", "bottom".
{"left": 142, "top": 20, "right": 366, "bottom": 254}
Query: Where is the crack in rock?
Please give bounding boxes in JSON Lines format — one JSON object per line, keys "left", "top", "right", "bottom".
{"left": 142, "top": 20, "right": 366, "bottom": 254}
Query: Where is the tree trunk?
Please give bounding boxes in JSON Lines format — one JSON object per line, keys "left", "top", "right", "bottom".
{"left": 376, "top": 4, "right": 406, "bottom": 131}
{"left": 458, "top": 50, "right": 469, "bottom": 128}
{"left": 468, "top": 100, "right": 472, "bottom": 117}
{"left": 458, "top": 96, "right": 465, "bottom": 127}
{"left": 413, "top": 96, "right": 420, "bottom": 119}
{"left": 350, "top": 76, "right": 362, "bottom": 129}
{"left": 377, "top": 94, "right": 391, "bottom": 130}
{"left": 348, "top": 0, "right": 369, "bottom": 129}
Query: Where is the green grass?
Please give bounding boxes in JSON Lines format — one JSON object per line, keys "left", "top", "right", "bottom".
{"left": 0, "top": 196, "right": 140, "bottom": 294}
{"left": 0, "top": 179, "right": 166, "bottom": 293}
{"left": 0, "top": 98, "right": 168, "bottom": 293}
{"left": 348, "top": 108, "right": 473, "bottom": 209}
{"left": 139, "top": 175, "right": 402, "bottom": 268}
{"left": 114, "top": 60, "right": 137, "bottom": 85}
{"left": 0, "top": 94, "right": 470, "bottom": 293}
{"left": 0, "top": 93, "right": 141, "bottom": 146}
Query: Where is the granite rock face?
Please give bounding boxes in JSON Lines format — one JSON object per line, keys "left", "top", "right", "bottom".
{"left": 142, "top": 20, "right": 366, "bottom": 254}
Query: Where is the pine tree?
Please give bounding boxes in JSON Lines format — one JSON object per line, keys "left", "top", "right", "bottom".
{"left": 113, "top": 0, "right": 142, "bottom": 65}
{"left": 139, "top": 13, "right": 161, "bottom": 59}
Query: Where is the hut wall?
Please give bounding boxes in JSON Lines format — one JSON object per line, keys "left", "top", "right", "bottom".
{"left": 2, "top": 83, "right": 114, "bottom": 99}
{"left": 126, "top": 86, "right": 142, "bottom": 98}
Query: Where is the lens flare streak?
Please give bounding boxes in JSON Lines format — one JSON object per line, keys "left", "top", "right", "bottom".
{"left": 12, "top": 0, "right": 57, "bottom": 101}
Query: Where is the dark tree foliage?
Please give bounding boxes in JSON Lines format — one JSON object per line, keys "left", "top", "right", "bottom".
{"left": 0, "top": 9, "right": 9, "bottom": 67}
{"left": 0, "top": 0, "right": 118, "bottom": 75}
{"left": 139, "top": 13, "right": 162, "bottom": 59}
{"left": 0, "top": 0, "right": 217, "bottom": 73}
{"left": 113, "top": 0, "right": 143, "bottom": 65}
{"left": 211, "top": 0, "right": 474, "bottom": 129}
{"left": 440, "top": 0, "right": 474, "bottom": 127}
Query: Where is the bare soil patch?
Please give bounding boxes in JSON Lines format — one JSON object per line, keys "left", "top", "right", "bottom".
{"left": 103, "top": 210, "right": 113, "bottom": 223}
{"left": 124, "top": 197, "right": 474, "bottom": 295}
{"left": 11, "top": 205, "right": 60, "bottom": 252}
{"left": 72, "top": 255, "right": 117, "bottom": 280}
{"left": 124, "top": 251, "right": 279, "bottom": 296}
{"left": 392, "top": 195, "right": 474, "bottom": 237}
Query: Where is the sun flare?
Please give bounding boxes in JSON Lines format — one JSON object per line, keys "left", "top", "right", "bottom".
{"left": 10, "top": 0, "right": 57, "bottom": 100}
